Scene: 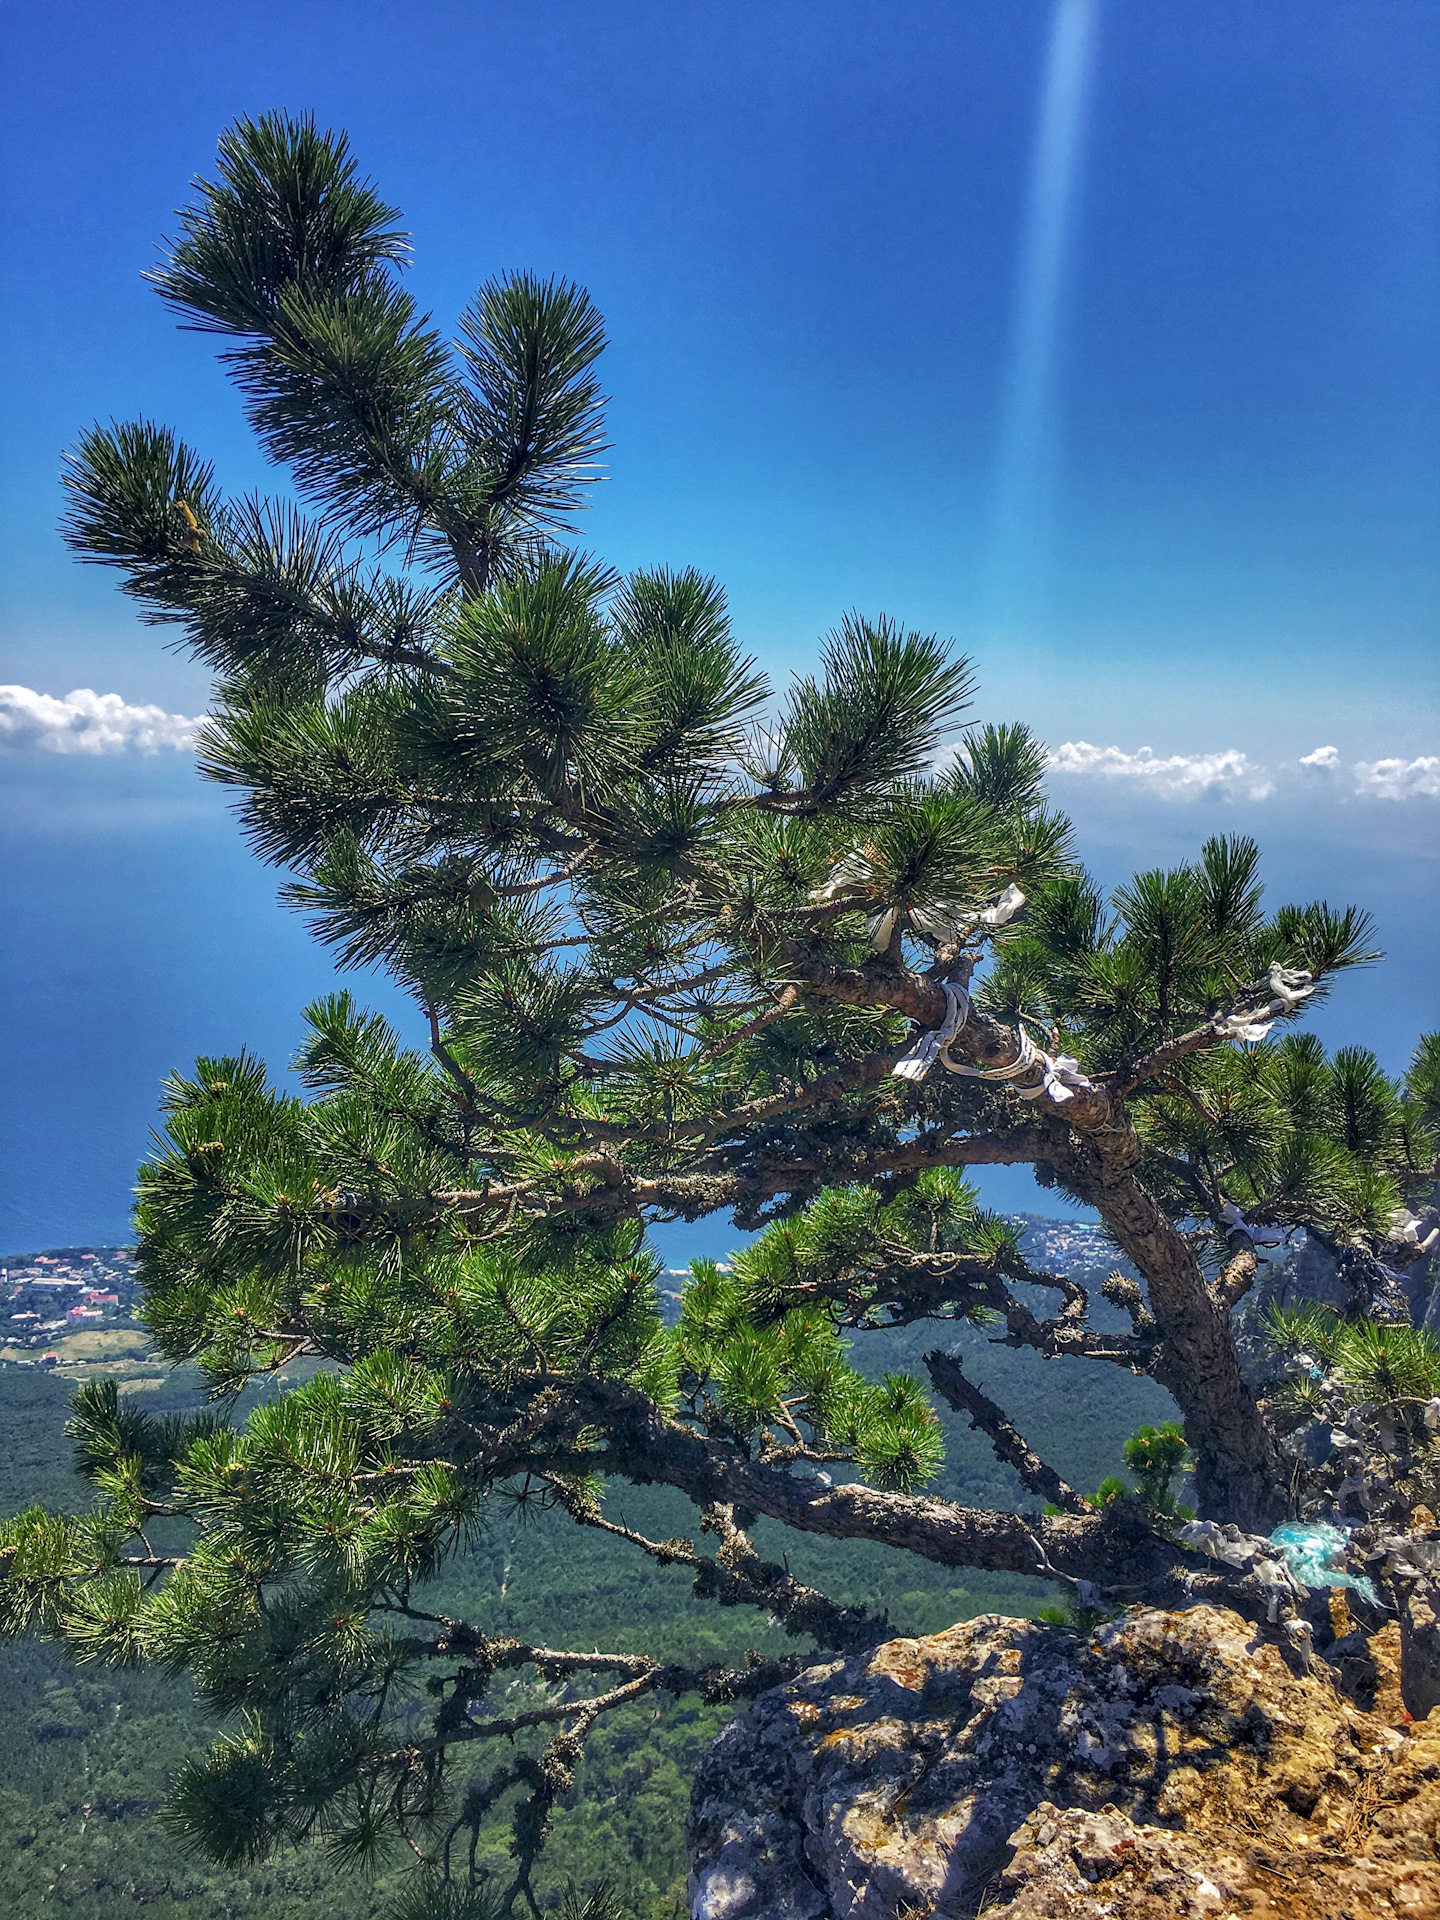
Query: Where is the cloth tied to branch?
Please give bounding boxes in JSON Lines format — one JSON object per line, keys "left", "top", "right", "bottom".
{"left": 1269, "top": 1520, "right": 1381, "bottom": 1606}
{"left": 1388, "top": 1207, "right": 1440, "bottom": 1254}
{"left": 956, "top": 881, "right": 1028, "bottom": 930}
{"left": 891, "top": 981, "right": 1100, "bottom": 1107}
{"left": 1013, "top": 1051, "right": 1095, "bottom": 1105}
{"left": 1218, "top": 1200, "right": 1289, "bottom": 1248}
{"left": 811, "top": 853, "right": 869, "bottom": 900}
{"left": 1178, "top": 1521, "right": 1309, "bottom": 1618}
{"left": 1178, "top": 1519, "right": 1267, "bottom": 1571}
{"left": 865, "top": 906, "right": 899, "bottom": 952}
{"left": 1214, "top": 963, "right": 1317, "bottom": 1044}
{"left": 813, "top": 862, "right": 1027, "bottom": 953}
{"left": 809, "top": 858, "right": 905, "bottom": 951}
{"left": 891, "top": 980, "right": 971, "bottom": 1083}
{"left": 1213, "top": 1014, "right": 1276, "bottom": 1044}
{"left": 905, "top": 881, "right": 1027, "bottom": 948}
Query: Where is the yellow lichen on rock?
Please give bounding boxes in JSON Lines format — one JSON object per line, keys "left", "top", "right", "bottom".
{"left": 687, "top": 1605, "right": 1440, "bottom": 1919}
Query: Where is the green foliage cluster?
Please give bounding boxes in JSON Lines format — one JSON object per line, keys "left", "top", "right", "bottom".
{"left": 673, "top": 1260, "right": 943, "bottom": 1490}
{"left": 727, "top": 1170, "right": 1023, "bottom": 1326}
{"left": 982, "top": 835, "right": 1374, "bottom": 1054}
{"left": 1120, "top": 1422, "right": 1191, "bottom": 1517}
{"left": 1138, "top": 1028, "right": 1434, "bottom": 1249}
{"left": 1084, "top": 1422, "right": 1191, "bottom": 1519}
{"left": 1265, "top": 1303, "right": 1440, "bottom": 1414}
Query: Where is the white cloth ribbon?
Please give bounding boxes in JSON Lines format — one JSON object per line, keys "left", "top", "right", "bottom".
{"left": 970, "top": 882, "right": 1027, "bottom": 928}
{"left": 814, "top": 863, "right": 1027, "bottom": 953}
{"left": 891, "top": 980, "right": 971, "bottom": 1082}
{"left": 891, "top": 987, "right": 1098, "bottom": 1108}
{"left": 1266, "top": 962, "right": 1316, "bottom": 1011}
{"left": 1214, "top": 964, "right": 1316, "bottom": 1044}
{"left": 1178, "top": 1519, "right": 1265, "bottom": 1571}
{"left": 1387, "top": 1207, "right": 1439, "bottom": 1254}
{"left": 1014, "top": 1052, "right": 1095, "bottom": 1104}
{"left": 1392, "top": 1209, "right": 1423, "bottom": 1246}
{"left": 1218, "top": 1200, "right": 1289, "bottom": 1248}
{"left": 811, "top": 853, "right": 870, "bottom": 900}
{"left": 909, "top": 882, "right": 1028, "bottom": 947}
{"left": 865, "top": 906, "right": 899, "bottom": 952}
{"left": 1215, "top": 1013, "right": 1275, "bottom": 1043}
{"left": 941, "top": 1020, "right": 1039, "bottom": 1082}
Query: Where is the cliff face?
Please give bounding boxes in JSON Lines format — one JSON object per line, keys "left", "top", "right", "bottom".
{"left": 1235, "top": 1229, "right": 1438, "bottom": 1356}
{"left": 687, "top": 1604, "right": 1440, "bottom": 1920}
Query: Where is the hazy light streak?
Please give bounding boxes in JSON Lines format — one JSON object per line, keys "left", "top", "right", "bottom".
{"left": 983, "top": 0, "right": 1099, "bottom": 625}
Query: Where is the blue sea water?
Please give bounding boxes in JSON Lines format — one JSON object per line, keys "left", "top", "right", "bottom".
{"left": 2, "top": 752, "right": 1433, "bottom": 1253}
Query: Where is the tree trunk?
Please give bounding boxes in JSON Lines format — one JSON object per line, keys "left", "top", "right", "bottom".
{"left": 1084, "top": 1158, "right": 1283, "bottom": 1529}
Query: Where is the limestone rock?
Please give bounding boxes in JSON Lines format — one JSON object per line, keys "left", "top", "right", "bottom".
{"left": 1402, "top": 1574, "right": 1440, "bottom": 1722}
{"left": 687, "top": 1604, "right": 1440, "bottom": 1919}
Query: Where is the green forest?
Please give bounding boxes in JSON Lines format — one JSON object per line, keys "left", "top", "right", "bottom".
{"left": 0, "top": 1250, "right": 1168, "bottom": 1919}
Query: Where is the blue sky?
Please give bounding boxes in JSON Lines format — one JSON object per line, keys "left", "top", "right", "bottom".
{"left": 1, "top": 1, "right": 1437, "bottom": 1247}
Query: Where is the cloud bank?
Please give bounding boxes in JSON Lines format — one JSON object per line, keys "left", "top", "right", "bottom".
{"left": 0, "top": 686, "right": 201, "bottom": 755}
{"left": 1354, "top": 756, "right": 1440, "bottom": 801}
{"left": 1045, "top": 741, "right": 1272, "bottom": 799}
{"left": 1044, "top": 741, "right": 1438, "bottom": 804}
{"left": 3, "top": 684, "right": 1435, "bottom": 810}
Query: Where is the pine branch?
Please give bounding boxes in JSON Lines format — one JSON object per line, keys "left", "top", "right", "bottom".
{"left": 538, "top": 1478, "right": 884, "bottom": 1651}
{"left": 924, "top": 1350, "right": 1089, "bottom": 1514}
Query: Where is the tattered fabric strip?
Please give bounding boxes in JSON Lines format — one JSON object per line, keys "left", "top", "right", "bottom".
{"left": 890, "top": 984, "right": 1101, "bottom": 1108}
{"left": 1012, "top": 1050, "right": 1097, "bottom": 1105}
{"left": 891, "top": 980, "right": 971, "bottom": 1083}
{"left": 812, "top": 862, "right": 1028, "bottom": 954}
{"left": 1388, "top": 1207, "right": 1440, "bottom": 1255}
{"left": 1213, "top": 963, "right": 1317, "bottom": 1044}
{"left": 1218, "top": 1199, "right": 1289, "bottom": 1248}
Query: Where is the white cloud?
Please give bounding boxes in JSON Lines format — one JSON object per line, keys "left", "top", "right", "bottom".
{"left": 1045, "top": 741, "right": 1270, "bottom": 800}
{"left": 1041, "top": 738, "right": 1438, "bottom": 807}
{"left": 1354, "top": 755, "right": 1440, "bottom": 801}
{"left": 0, "top": 685, "right": 201, "bottom": 755}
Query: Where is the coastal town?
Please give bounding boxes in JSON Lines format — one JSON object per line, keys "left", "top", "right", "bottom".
{"left": 1, "top": 1245, "right": 138, "bottom": 1366}
{"left": 1012, "top": 1213, "right": 1114, "bottom": 1271}
{"left": 3, "top": 1219, "right": 1115, "bottom": 1364}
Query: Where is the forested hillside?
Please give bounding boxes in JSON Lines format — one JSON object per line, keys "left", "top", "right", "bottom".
{"left": 0, "top": 1246, "right": 1172, "bottom": 1918}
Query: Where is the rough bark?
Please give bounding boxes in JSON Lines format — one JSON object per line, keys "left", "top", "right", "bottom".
{"left": 1216, "top": 1243, "right": 1259, "bottom": 1312}
{"left": 776, "top": 949, "right": 1291, "bottom": 1527}
{"left": 575, "top": 1379, "right": 1236, "bottom": 1601}
{"left": 1075, "top": 1150, "right": 1282, "bottom": 1529}
{"left": 923, "top": 1349, "right": 1090, "bottom": 1516}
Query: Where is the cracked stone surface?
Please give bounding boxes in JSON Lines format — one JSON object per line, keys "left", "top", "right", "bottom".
{"left": 687, "top": 1604, "right": 1440, "bottom": 1918}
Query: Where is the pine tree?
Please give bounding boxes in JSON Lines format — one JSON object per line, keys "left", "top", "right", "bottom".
{"left": 4, "top": 114, "right": 1437, "bottom": 1908}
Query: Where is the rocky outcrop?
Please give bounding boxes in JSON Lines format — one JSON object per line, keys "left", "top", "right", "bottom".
{"left": 687, "top": 1604, "right": 1440, "bottom": 1919}
{"left": 1402, "top": 1575, "right": 1440, "bottom": 1723}
{"left": 1234, "top": 1227, "right": 1438, "bottom": 1353}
